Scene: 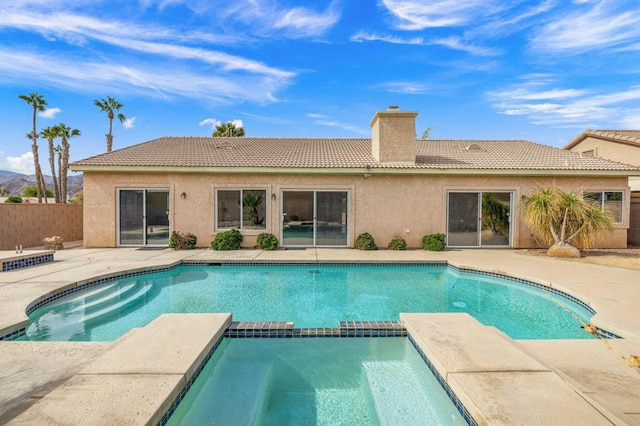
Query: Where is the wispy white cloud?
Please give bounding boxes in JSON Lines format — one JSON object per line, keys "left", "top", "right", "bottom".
{"left": 216, "top": 0, "right": 341, "bottom": 39}
{"left": 477, "top": 0, "right": 556, "bottom": 37}
{"left": 306, "top": 113, "right": 367, "bottom": 135}
{"left": 6, "top": 151, "right": 34, "bottom": 174}
{"left": 273, "top": 2, "right": 341, "bottom": 38}
{"left": 122, "top": 116, "right": 136, "bottom": 129}
{"left": 0, "top": 47, "right": 290, "bottom": 104}
{"left": 380, "top": 0, "right": 506, "bottom": 30}
{"left": 0, "top": 10, "right": 292, "bottom": 79}
{"left": 429, "top": 36, "right": 500, "bottom": 56}
{"left": 199, "top": 118, "right": 244, "bottom": 130}
{"left": 351, "top": 31, "right": 497, "bottom": 56}
{"left": 0, "top": 4, "right": 296, "bottom": 105}
{"left": 376, "top": 81, "right": 431, "bottom": 95}
{"left": 531, "top": 1, "right": 640, "bottom": 53}
{"left": 488, "top": 80, "right": 640, "bottom": 127}
{"left": 350, "top": 31, "right": 424, "bottom": 45}
{"left": 38, "top": 107, "right": 61, "bottom": 119}
{"left": 199, "top": 118, "right": 218, "bottom": 128}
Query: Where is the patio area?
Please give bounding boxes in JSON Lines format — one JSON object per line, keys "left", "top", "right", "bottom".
{"left": 0, "top": 246, "right": 638, "bottom": 424}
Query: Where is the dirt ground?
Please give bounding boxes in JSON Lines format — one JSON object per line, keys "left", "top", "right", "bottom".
{"left": 521, "top": 248, "right": 640, "bottom": 271}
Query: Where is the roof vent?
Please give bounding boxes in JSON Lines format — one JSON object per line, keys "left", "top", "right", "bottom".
{"left": 465, "top": 143, "right": 484, "bottom": 151}
{"left": 216, "top": 141, "right": 234, "bottom": 149}
{"left": 387, "top": 105, "right": 399, "bottom": 111}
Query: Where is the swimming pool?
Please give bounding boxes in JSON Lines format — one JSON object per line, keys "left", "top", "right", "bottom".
{"left": 166, "top": 337, "right": 468, "bottom": 425}
{"left": 21, "top": 263, "right": 595, "bottom": 341}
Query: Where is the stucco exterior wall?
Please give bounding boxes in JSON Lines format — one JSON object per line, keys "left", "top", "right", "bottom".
{"left": 567, "top": 137, "right": 640, "bottom": 167}
{"left": 81, "top": 172, "right": 629, "bottom": 249}
{"left": 0, "top": 204, "right": 83, "bottom": 250}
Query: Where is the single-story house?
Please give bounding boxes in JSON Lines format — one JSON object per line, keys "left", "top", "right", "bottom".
{"left": 564, "top": 129, "right": 640, "bottom": 246}
{"left": 70, "top": 107, "right": 639, "bottom": 249}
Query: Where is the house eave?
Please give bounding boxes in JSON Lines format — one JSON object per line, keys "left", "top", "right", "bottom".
{"left": 68, "top": 164, "right": 640, "bottom": 177}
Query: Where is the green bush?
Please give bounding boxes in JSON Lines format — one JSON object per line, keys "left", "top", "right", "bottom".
{"left": 422, "top": 233, "right": 446, "bottom": 251}
{"left": 23, "top": 186, "right": 54, "bottom": 198}
{"left": 256, "top": 232, "right": 278, "bottom": 250}
{"left": 355, "top": 232, "right": 377, "bottom": 250}
{"left": 387, "top": 238, "right": 407, "bottom": 250}
{"left": 4, "top": 195, "right": 23, "bottom": 203}
{"left": 211, "top": 229, "right": 243, "bottom": 250}
{"left": 169, "top": 231, "right": 197, "bottom": 249}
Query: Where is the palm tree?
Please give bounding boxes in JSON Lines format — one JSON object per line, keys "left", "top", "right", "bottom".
{"left": 19, "top": 92, "right": 48, "bottom": 203}
{"left": 94, "top": 97, "right": 125, "bottom": 152}
{"left": 40, "top": 126, "right": 61, "bottom": 202}
{"left": 212, "top": 122, "right": 245, "bottom": 137}
{"left": 520, "top": 185, "right": 614, "bottom": 257}
{"left": 55, "top": 145, "right": 63, "bottom": 201}
{"left": 55, "top": 123, "right": 81, "bottom": 202}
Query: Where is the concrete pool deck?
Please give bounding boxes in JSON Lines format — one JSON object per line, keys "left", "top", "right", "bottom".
{"left": 0, "top": 246, "right": 638, "bottom": 424}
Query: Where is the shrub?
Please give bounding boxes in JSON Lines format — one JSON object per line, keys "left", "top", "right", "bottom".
{"left": 4, "top": 195, "right": 23, "bottom": 203}
{"left": 211, "top": 229, "right": 243, "bottom": 250}
{"left": 169, "top": 231, "right": 197, "bottom": 249}
{"left": 422, "top": 233, "right": 445, "bottom": 251}
{"left": 23, "top": 186, "right": 54, "bottom": 198}
{"left": 355, "top": 232, "right": 377, "bottom": 250}
{"left": 388, "top": 238, "right": 407, "bottom": 250}
{"left": 256, "top": 232, "right": 278, "bottom": 250}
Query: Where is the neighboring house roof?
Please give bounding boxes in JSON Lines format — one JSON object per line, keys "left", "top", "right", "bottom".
{"left": 70, "top": 136, "right": 640, "bottom": 174}
{"left": 564, "top": 129, "right": 640, "bottom": 150}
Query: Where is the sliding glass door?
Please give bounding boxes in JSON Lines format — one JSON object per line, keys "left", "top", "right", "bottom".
{"left": 282, "top": 190, "right": 348, "bottom": 247}
{"left": 118, "top": 189, "right": 170, "bottom": 246}
{"left": 447, "top": 191, "right": 512, "bottom": 247}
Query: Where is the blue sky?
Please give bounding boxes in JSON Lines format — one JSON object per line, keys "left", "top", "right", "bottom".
{"left": 1, "top": 0, "right": 639, "bottom": 174}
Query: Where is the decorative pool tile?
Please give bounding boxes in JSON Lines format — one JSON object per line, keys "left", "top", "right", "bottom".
{"left": 0, "top": 327, "right": 26, "bottom": 341}
{"left": 408, "top": 334, "right": 478, "bottom": 426}
{"left": 1, "top": 253, "right": 54, "bottom": 272}
{"left": 223, "top": 321, "right": 407, "bottom": 339}
{"left": 159, "top": 335, "right": 224, "bottom": 426}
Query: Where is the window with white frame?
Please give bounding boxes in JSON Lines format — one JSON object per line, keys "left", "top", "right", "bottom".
{"left": 584, "top": 191, "right": 623, "bottom": 223}
{"left": 216, "top": 189, "right": 267, "bottom": 230}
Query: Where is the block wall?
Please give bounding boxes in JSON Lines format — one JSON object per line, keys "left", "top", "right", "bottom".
{"left": 0, "top": 204, "right": 83, "bottom": 250}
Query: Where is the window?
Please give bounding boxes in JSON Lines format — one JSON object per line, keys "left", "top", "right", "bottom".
{"left": 584, "top": 191, "right": 623, "bottom": 223}
{"left": 216, "top": 189, "right": 266, "bottom": 230}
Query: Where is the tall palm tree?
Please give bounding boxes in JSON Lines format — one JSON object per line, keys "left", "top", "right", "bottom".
{"left": 212, "top": 122, "right": 245, "bottom": 137}
{"left": 55, "top": 123, "right": 81, "bottom": 202}
{"left": 40, "top": 126, "right": 61, "bottom": 203}
{"left": 19, "top": 92, "right": 48, "bottom": 203}
{"left": 520, "top": 185, "right": 614, "bottom": 257}
{"left": 94, "top": 97, "right": 125, "bottom": 152}
{"left": 55, "top": 145, "right": 63, "bottom": 201}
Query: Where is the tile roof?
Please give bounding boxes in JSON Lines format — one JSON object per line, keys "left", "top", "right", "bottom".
{"left": 70, "top": 136, "right": 640, "bottom": 173}
{"left": 564, "top": 129, "right": 640, "bottom": 150}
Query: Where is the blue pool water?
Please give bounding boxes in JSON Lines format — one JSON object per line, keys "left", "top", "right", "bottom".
{"left": 22, "top": 264, "right": 594, "bottom": 341}
{"left": 167, "top": 338, "right": 467, "bottom": 426}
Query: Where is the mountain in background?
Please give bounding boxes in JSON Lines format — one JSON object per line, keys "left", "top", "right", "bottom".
{"left": 0, "top": 170, "right": 83, "bottom": 198}
{"left": 0, "top": 170, "right": 24, "bottom": 177}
